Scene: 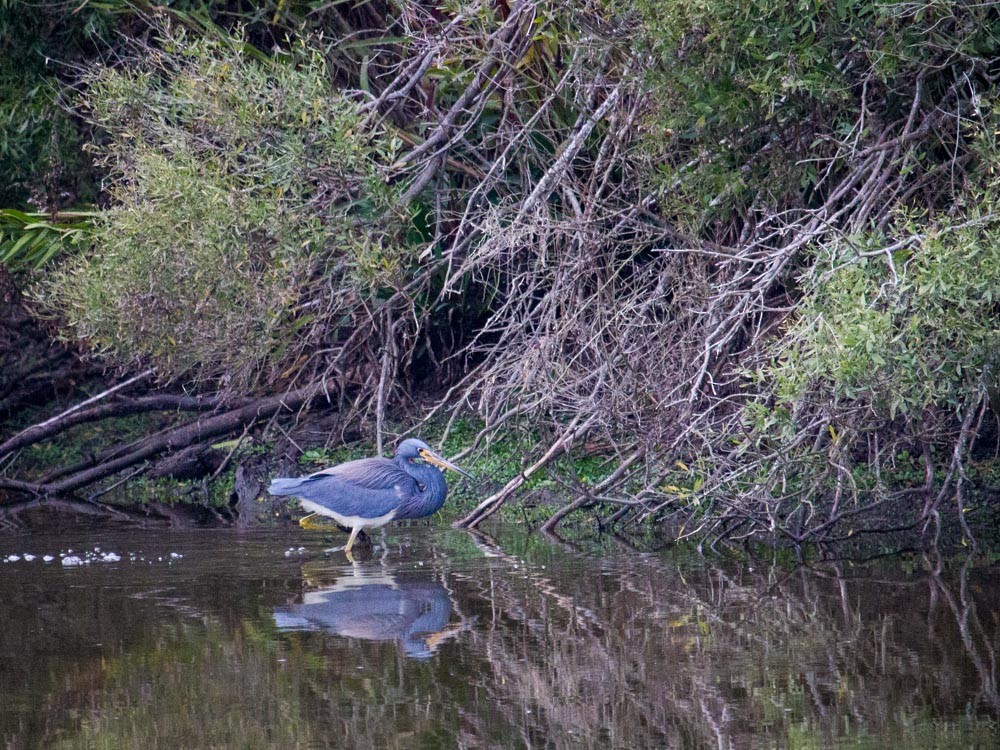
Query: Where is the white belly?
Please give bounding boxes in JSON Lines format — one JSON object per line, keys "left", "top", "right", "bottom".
{"left": 300, "top": 500, "right": 396, "bottom": 530}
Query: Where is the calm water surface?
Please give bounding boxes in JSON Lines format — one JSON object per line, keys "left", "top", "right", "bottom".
{"left": 0, "top": 527, "right": 998, "bottom": 749}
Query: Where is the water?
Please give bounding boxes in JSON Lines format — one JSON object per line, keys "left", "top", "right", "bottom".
{"left": 1, "top": 527, "right": 997, "bottom": 749}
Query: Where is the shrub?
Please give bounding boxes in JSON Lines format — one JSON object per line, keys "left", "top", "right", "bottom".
{"left": 39, "top": 29, "right": 407, "bottom": 391}
{"left": 630, "top": 0, "right": 1000, "bottom": 227}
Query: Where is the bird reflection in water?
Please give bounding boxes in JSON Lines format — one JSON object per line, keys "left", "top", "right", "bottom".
{"left": 274, "top": 564, "right": 473, "bottom": 659}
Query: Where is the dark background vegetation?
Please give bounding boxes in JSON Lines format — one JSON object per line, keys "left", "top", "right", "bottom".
{"left": 2, "top": 0, "right": 1000, "bottom": 549}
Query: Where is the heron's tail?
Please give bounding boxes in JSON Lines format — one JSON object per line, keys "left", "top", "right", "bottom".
{"left": 268, "top": 477, "right": 305, "bottom": 496}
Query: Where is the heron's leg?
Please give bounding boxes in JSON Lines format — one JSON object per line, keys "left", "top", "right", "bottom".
{"left": 344, "top": 526, "right": 361, "bottom": 555}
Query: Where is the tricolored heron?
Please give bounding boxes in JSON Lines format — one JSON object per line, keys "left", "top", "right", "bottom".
{"left": 268, "top": 438, "right": 472, "bottom": 555}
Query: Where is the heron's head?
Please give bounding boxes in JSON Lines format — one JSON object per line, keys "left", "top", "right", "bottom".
{"left": 395, "top": 439, "right": 473, "bottom": 479}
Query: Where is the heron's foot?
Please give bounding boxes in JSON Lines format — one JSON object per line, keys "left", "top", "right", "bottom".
{"left": 324, "top": 545, "right": 374, "bottom": 562}
{"left": 299, "top": 514, "right": 330, "bottom": 530}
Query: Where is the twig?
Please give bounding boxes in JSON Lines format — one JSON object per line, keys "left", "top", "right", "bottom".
{"left": 454, "top": 414, "right": 596, "bottom": 528}
{"left": 540, "top": 446, "right": 645, "bottom": 533}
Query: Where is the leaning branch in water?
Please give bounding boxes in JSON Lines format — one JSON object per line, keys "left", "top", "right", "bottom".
{"left": 454, "top": 414, "right": 597, "bottom": 529}
{"left": 539, "top": 446, "right": 646, "bottom": 534}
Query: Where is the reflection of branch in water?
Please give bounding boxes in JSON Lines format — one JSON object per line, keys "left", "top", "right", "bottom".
{"left": 925, "top": 552, "right": 999, "bottom": 710}
{"left": 447, "top": 530, "right": 1000, "bottom": 749}
{"left": 456, "top": 529, "right": 740, "bottom": 747}
{"left": 12, "top": 530, "right": 1000, "bottom": 749}
{"left": 463, "top": 528, "right": 603, "bottom": 632}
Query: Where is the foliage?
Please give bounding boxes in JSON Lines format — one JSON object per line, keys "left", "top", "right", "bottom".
{"left": 766, "top": 212, "right": 1000, "bottom": 421}
{"left": 630, "top": 0, "right": 1000, "bottom": 227}
{"left": 0, "top": 1, "right": 122, "bottom": 208}
{"left": 0, "top": 209, "right": 97, "bottom": 270}
{"left": 735, "top": 160, "right": 1000, "bottom": 530}
{"left": 0, "top": 72, "right": 93, "bottom": 210}
{"left": 37, "top": 29, "right": 407, "bottom": 391}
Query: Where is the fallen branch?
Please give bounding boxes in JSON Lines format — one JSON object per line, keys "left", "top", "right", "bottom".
{"left": 454, "top": 414, "right": 596, "bottom": 529}
{"left": 0, "top": 384, "right": 324, "bottom": 499}
{"left": 540, "top": 446, "right": 645, "bottom": 534}
{"left": 14, "top": 368, "right": 154, "bottom": 436}
{"left": 0, "top": 392, "right": 248, "bottom": 458}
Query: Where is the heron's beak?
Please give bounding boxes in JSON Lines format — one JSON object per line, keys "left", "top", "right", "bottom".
{"left": 419, "top": 448, "right": 474, "bottom": 480}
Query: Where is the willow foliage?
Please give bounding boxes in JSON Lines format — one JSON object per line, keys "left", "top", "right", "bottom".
{"left": 40, "top": 30, "right": 406, "bottom": 390}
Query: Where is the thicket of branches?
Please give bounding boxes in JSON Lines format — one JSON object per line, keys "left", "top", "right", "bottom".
{"left": 2, "top": 0, "right": 1000, "bottom": 546}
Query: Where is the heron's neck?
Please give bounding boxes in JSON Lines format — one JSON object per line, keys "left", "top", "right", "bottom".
{"left": 412, "top": 462, "right": 447, "bottom": 498}
{"left": 395, "top": 458, "right": 448, "bottom": 517}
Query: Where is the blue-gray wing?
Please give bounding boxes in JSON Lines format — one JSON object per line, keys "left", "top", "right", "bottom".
{"left": 316, "top": 458, "right": 414, "bottom": 490}
{"left": 269, "top": 457, "right": 417, "bottom": 518}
